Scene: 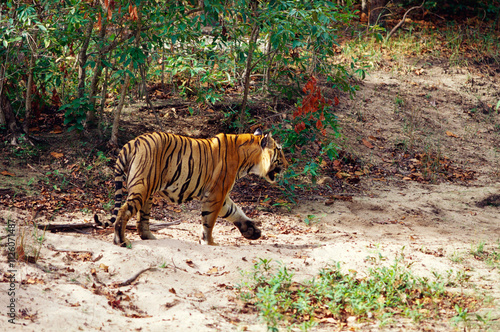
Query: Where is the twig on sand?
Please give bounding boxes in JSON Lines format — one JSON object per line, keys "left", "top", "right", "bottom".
{"left": 113, "top": 267, "right": 157, "bottom": 287}
{"left": 46, "top": 244, "right": 94, "bottom": 254}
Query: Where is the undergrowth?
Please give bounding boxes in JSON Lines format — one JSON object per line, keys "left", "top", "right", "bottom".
{"left": 470, "top": 240, "right": 500, "bottom": 269}
{"left": 237, "top": 255, "right": 481, "bottom": 331}
{"left": 342, "top": 21, "right": 500, "bottom": 71}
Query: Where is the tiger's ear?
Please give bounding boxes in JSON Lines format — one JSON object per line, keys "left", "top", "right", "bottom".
{"left": 254, "top": 128, "right": 263, "bottom": 136}
{"left": 260, "top": 134, "right": 269, "bottom": 149}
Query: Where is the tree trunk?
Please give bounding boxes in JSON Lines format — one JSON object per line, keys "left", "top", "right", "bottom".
{"left": 110, "top": 73, "right": 130, "bottom": 146}
{"left": 263, "top": 31, "right": 273, "bottom": 94}
{"left": 239, "top": 22, "right": 260, "bottom": 129}
{"left": 161, "top": 46, "right": 166, "bottom": 89}
{"left": 0, "top": 41, "right": 21, "bottom": 138}
{"left": 86, "top": 18, "right": 108, "bottom": 126}
{"left": 133, "top": 3, "right": 162, "bottom": 130}
{"left": 77, "top": 19, "right": 94, "bottom": 100}
{"left": 86, "top": 59, "right": 103, "bottom": 126}
{"left": 24, "top": 52, "right": 35, "bottom": 134}
{"left": 0, "top": 92, "right": 21, "bottom": 137}
{"left": 369, "top": 0, "right": 388, "bottom": 26}
{"left": 361, "top": 0, "right": 368, "bottom": 15}
{"left": 97, "top": 58, "right": 110, "bottom": 140}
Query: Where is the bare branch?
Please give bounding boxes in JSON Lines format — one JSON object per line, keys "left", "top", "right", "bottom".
{"left": 386, "top": 1, "right": 426, "bottom": 41}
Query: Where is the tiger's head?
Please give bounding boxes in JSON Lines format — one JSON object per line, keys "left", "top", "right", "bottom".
{"left": 252, "top": 128, "right": 288, "bottom": 184}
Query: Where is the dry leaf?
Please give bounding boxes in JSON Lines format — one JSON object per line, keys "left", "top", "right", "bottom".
{"left": 361, "top": 138, "right": 374, "bottom": 149}
{"left": 415, "top": 68, "right": 424, "bottom": 75}
{"left": 360, "top": 12, "right": 368, "bottom": 22}
{"left": 446, "top": 131, "right": 459, "bottom": 138}
{"left": 77, "top": 253, "right": 93, "bottom": 261}
{"left": 168, "top": 288, "right": 176, "bottom": 294}
{"left": 25, "top": 277, "right": 45, "bottom": 285}
{"left": 207, "top": 267, "right": 218, "bottom": 274}
{"left": 50, "top": 152, "right": 64, "bottom": 159}
{"left": 99, "top": 263, "right": 109, "bottom": 272}
{"left": 193, "top": 291, "right": 206, "bottom": 300}
{"left": 50, "top": 126, "right": 63, "bottom": 134}
{"left": 336, "top": 172, "right": 351, "bottom": 179}
{"left": 332, "top": 195, "right": 353, "bottom": 202}
{"left": 1, "top": 170, "right": 15, "bottom": 177}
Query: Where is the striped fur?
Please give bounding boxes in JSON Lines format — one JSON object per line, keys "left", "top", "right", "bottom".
{"left": 95, "top": 129, "right": 287, "bottom": 247}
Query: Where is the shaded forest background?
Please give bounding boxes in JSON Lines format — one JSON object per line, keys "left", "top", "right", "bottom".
{"left": 0, "top": 0, "right": 499, "bottom": 206}
{"left": 1, "top": 0, "right": 498, "bottom": 140}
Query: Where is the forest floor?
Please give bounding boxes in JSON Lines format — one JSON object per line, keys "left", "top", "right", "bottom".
{"left": 1, "top": 54, "right": 500, "bottom": 331}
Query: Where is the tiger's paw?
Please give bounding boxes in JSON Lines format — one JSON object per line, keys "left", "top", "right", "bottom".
{"left": 139, "top": 232, "right": 157, "bottom": 240}
{"left": 235, "top": 221, "right": 262, "bottom": 240}
{"left": 114, "top": 235, "right": 132, "bottom": 248}
{"left": 199, "top": 238, "right": 219, "bottom": 246}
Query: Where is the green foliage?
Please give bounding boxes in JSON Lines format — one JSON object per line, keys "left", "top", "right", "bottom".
{"left": 469, "top": 240, "right": 500, "bottom": 269}
{"left": 5, "top": 134, "right": 39, "bottom": 160}
{"left": 102, "top": 199, "right": 114, "bottom": 211}
{"left": 60, "top": 97, "right": 92, "bottom": 132}
{"left": 303, "top": 214, "right": 324, "bottom": 225}
{"left": 16, "top": 220, "right": 46, "bottom": 264}
{"left": 238, "top": 256, "right": 479, "bottom": 331}
{"left": 44, "top": 169, "right": 69, "bottom": 192}
{"left": 1, "top": 0, "right": 360, "bottom": 142}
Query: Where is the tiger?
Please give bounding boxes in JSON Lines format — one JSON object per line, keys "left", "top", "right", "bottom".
{"left": 94, "top": 128, "right": 288, "bottom": 247}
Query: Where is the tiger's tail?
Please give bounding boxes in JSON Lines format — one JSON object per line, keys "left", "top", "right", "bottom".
{"left": 94, "top": 150, "right": 128, "bottom": 228}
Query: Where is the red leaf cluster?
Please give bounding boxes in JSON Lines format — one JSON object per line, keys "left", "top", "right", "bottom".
{"left": 128, "top": 4, "right": 138, "bottom": 21}
{"left": 293, "top": 76, "right": 337, "bottom": 135}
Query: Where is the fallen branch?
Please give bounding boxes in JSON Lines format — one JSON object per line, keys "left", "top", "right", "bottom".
{"left": 148, "top": 220, "right": 182, "bottom": 231}
{"left": 37, "top": 223, "right": 97, "bottom": 232}
{"left": 37, "top": 219, "right": 181, "bottom": 233}
{"left": 113, "top": 267, "right": 157, "bottom": 287}
{"left": 46, "top": 244, "right": 94, "bottom": 254}
{"left": 386, "top": 1, "right": 425, "bottom": 41}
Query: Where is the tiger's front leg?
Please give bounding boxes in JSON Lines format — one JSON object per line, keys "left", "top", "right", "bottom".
{"left": 219, "top": 197, "right": 261, "bottom": 241}
{"left": 200, "top": 196, "right": 222, "bottom": 245}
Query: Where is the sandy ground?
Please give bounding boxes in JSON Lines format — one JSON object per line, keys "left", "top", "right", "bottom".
{"left": 1, "top": 62, "right": 500, "bottom": 331}
{"left": 1, "top": 179, "right": 499, "bottom": 331}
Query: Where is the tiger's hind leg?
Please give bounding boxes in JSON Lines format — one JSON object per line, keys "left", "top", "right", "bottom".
{"left": 137, "top": 197, "right": 156, "bottom": 240}
{"left": 219, "top": 197, "right": 261, "bottom": 241}
{"left": 114, "top": 192, "right": 146, "bottom": 247}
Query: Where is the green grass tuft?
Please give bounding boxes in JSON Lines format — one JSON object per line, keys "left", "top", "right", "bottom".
{"left": 238, "top": 257, "right": 481, "bottom": 331}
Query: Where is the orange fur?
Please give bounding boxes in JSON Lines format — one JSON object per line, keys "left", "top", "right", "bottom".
{"left": 95, "top": 130, "right": 287, "bottom": 247}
